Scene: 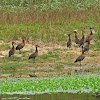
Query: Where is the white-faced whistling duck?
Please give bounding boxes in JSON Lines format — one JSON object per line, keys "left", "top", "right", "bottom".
{"left": 29, "top": 45, "right": 39, "bottom": 63}
{"left": 67, "top": 34, "right": 72, "bottom": 48}
{"left": 75, "top": 46, "right": 85, "bottom": 66}
{"left": 9, "top": 42, "right": 15, "bottom": 57}
{"left": 83, "top": 40, "right": 90, "bottom": 54}
{"left": 90, "top": 26, "right": 94, "bottom": 30}
{"left": 73, "top": 30, "right": 79, "bottom": 44}
{"left": 16, "top": 37, "right": 25, "bottom": 54}
{"left": 85, "top": 30, "right": 93, "bottom": 42}
{"left": 79, "top": 31, "right": 85, "bottom": 47}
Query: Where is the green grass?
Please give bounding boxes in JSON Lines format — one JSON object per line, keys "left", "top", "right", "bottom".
{"left": 0, "top": 0, "right": 99, "bottom": 77}
{"left": 0, "top": 0, "right": 99, "bottom": 12}
{"left": 66, "top": 52, "right": 75, "bottom": 56}
{"left": 0, "top": 56, "right": 24, "bottom": 64}
{"left": 1, "top": 63, "right": 23, "bottom": 70}
{"left": 91, "top": 41, "right": 100, "bottom": 50}
{"left": 0, "top": 44, "right": 11, "bottom": 50}
{"left": 3, "top": 56, "right": 25, "bottom": 62}
{"left": 0, "top": 22, "right": 99, "bottom": 43}
{"left": 0, "top": 0, "right": 99, "bottom": 43}
{"left": 0, "top": 74, "right": 100, "bottom": 95}
{"left": 40, "top": 52, "right": 60, "bottom": 63}
{"left": 41, "top": 51, "right": 59, "bottom": 59}
{"left": 94, "top": 32, "right": 100, "bottom": 41}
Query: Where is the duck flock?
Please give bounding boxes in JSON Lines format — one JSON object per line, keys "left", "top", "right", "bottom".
{"left": 9, "top": 26, "right": 94, "bottom": 66}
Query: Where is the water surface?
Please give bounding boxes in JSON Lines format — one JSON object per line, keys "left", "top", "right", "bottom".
{"left": 0, "top": 93, "right": 100, "bottom": 100}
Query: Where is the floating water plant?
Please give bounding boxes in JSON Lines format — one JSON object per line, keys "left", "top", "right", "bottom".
{"left": 0, "top": 74, "right": 100, "bottom": 95}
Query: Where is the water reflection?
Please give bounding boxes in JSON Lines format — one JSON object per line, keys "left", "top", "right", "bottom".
{"left": 0, "top": 93, "right": 100, "bottom": 100}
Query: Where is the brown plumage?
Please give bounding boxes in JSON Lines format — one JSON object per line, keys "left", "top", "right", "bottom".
{"left": 83, "top": 40, "right": 90, "bottom": 54}
{"left": 9, "top": 42, "right": 15, "bottom": 57}
{"left": 73, "top": 31, "right": 79, "bottom": 44}
{"left": 79, "top": 31, "right": 85, "bottom": 47}
{"left": 85, "top": 30, "right": 93, "bottom": 42}
{"left": 75, "top": 46, "right": 85, "bottom": 66}
{"left": 67, "top": 34, "right": 72, "bottom": 48}
{"left": 29, "top": 45, "right": 39, "bottom": 63}
{"left": 16, "top": 37, "right": 25, "bottom": 53}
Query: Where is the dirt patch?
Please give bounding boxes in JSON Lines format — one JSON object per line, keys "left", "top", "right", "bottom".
{"left": 0, "top": 39, "right": 100, "bottom": 78}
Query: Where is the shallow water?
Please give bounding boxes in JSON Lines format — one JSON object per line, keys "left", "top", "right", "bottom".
{"left": 0, "top": 93, "right": 100, "bottom": 100}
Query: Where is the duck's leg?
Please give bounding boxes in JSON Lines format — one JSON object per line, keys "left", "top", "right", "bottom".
{"left": 19, "top": 50, "right": 21, "bottom": 54}
{"left": 33, "top": 58, "right": 36, "bottom": 63}
{"left": 80, "top": 61, "right": 82, "bottom": 66}
{"left": 19, "top": 50, "right": 23, "bottom": 54}
{"left": 12, "top": 55, "right": 14, "bottom": 59}
{"left": 87, "top": 51, "right": 89, "bottom": 55}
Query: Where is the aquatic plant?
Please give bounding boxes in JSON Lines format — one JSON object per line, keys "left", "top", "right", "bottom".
{"left": 0, "top": 74, "right": 100, "bottom": 95}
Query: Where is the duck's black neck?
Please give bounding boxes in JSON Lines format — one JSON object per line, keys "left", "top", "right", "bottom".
{"left": 36, "top": 46, "right": 38, "bottom": 52}
{"left": 82, "top": 51, "right": 84, "bottom": 55}
{"left": 82, "top": 46, "right": 84, "bottom": 54}
{"left": 12, "top": 44, "right": 14, "bottom": 49}
{"left": 75, "top": 34, "right": 78, "bottom": 38}
{"left": 82, "top": 35, "right": 84, "bottom": 39}
{"left": 23, "top": 40, "right": 25, "bottom": 45}
{"left": 69, "top": 35, "right": 71, "bottom": 41}
{"left": 90, "top": 30, "right": 93, "bottom": 35}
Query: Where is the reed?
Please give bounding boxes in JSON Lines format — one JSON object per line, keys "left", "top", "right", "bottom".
{"left": 0, "top": 0, "right": 99, "bottom": 43}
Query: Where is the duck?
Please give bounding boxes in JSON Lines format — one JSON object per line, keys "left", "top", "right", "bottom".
{"left": 83, "top": 40, "right": 90, "bottom": 54}
{"left": 16, "top": 37, "right": 25, "bottom": 54}
{"left": 75, "top": 46, "right": 85, "bottom": 66}
{"left": 29, "top": 45, "right": 39, "bottom": 63}
{"left": 85, "top": 30, "right": 93, "bottom": 42}
{"left": 73, "top": 30, "right": 79, "bottom": 44}
{"left": 79, "top": 31, "right": 85, "bottom": 47}
{"left": 67, "top": 34, "right": 72, "bottom": 48}
{"left": 9, "top": 42, "right": 15, "bottom": 57}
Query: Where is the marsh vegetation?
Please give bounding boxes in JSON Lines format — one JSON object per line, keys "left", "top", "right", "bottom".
{"left": 0, "top": 0, "right": 100, "bottom": 98}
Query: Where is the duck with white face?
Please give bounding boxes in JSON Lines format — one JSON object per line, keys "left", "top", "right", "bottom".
{"left": 79, "top": 31, "right": 85, "bottom": 47}
{"left": 9, "top": 41, "right": 16, "bottom": 57}
{"left": 16, "top": 37, "right": 25, "bottom": 54}
{"left": 67, "top": 34, "right": 72, "bottom": 48}
{"left": 85, "top": 30, "right": 93, "bottom": 42}
{"left": 75, "top": 46, "right": 85, "bottom": 66}
{"left": 73, "top": 30, "right": 79, "bottom": 44}
{"left": 83, "top": 40, "right": 90, "bottom": 54}
{"left": 28, "top": 45, "right": 40, "bottom": 63}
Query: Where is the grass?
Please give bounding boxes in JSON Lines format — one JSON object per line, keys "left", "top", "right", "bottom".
{"left": 91, "top": 41, "right": 100, "bottom": 50}
{"left": 1, "top": 63, "right": 23, "bottom": 70}
{"left": 41, "top": 52, "right": 59, "bottom": 59}
{"left": 0, "top": 41, "right": 99, "bottom": 75}
{"left": 0, "top": 44, "right": 11, "bottom": 51}
{"left": 0, "top": 56, "right": 26, "bottom": 64}
{"left": 0, "top": 62, "right": 24, "bottom": 76}
{"left": 0, "top": 21, "right": 99, "bottom": 44}
{"left": 0, "top": 0, "right": 100, "bottom": 77}
{"left": 0, "top": 0, "right": 99, "bottom": 12}
{"left": 0, "top": 74, "right": 100, "bottom": 95}
{"left": 0, "top": 0, "right": 99, "bottom": 43}
{"left": 66, "top": 52, "right": 74, "bottom": 56}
